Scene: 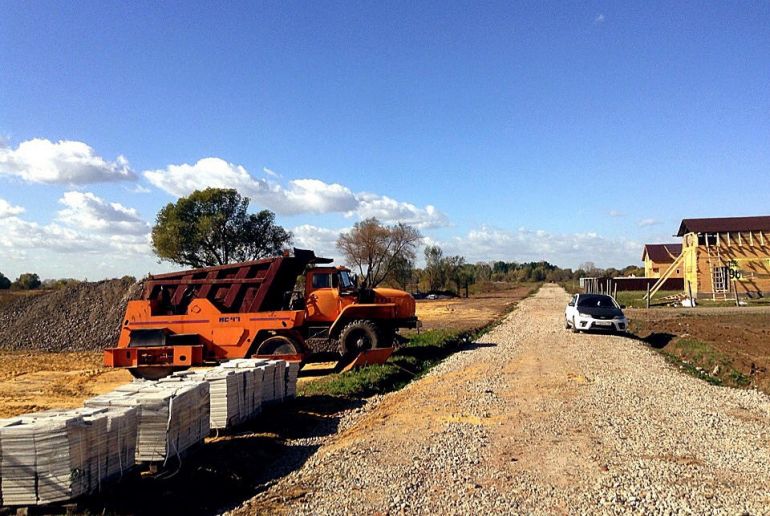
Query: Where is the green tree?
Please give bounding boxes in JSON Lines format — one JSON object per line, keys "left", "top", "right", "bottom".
{"left": 424, "top": 245, "right": 447, "bottom": 291}
{"left": 387, "top": 254, "right": 416, "bottom": 291}
{"left": 13, "top": 273, "right": 41, "bottom": 290}
{"left": 151, "top": 188, "right": 292, "bottom": 268}
{"left": 0, "top": 272, "right": 10, "bottom": 290}
{"left": 337, "top": 218, "right": 422, "bottom": 288}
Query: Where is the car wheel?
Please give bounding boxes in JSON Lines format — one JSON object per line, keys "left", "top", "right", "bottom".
{"left": 571, "top": 317, "right": 579, "bottom": 333}
{"left": 565, "top": 318, "right": 571, "bottom": 330}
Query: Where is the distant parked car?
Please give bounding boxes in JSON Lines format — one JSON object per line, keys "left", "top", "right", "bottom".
{"left": 565, "top": 294, "right": 628, "bottom": 333}
{"left": 426, "top": 294, "right": 438, "bottom": 300}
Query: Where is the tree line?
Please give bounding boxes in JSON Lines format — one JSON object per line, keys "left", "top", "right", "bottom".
{"left": 3, "top": 188, "right": 644, "bottom": 295}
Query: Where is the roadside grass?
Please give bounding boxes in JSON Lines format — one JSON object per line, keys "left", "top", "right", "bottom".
{"left": 651, "top": 337, "right": 751, "bottom": 388}
{"left": 692, "top": 296, "right": 770, "bottom": 308}
{"left": 300, "top": 286, "right": 539, "bottom": 399}
{"left": 614, "top": 290, "right": 681, "bottom": 308}
{"left": 0, "top": 289, "right": 49, "bottom": 309}
{"left": 559, "top": 281, "right": 581, "bottom": 295}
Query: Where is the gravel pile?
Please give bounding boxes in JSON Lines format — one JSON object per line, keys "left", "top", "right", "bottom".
{"left": 0, "top": 278, "right": 141, "bottom": 352}
{"left": 232, "top": 284, "right": 770, "bottom": 515}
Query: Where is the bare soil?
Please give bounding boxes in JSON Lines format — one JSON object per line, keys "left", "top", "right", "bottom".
{"left": 627, "top": 307, "right": 770, "bottom": 393}
{"left": 0, "top": 351, "right": 131, "bottom": 418}
{"left": 412, "top": 283, "right": 536, "bottom": 332}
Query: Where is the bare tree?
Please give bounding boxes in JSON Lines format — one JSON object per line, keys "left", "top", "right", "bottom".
{"left": 337, "top": 218, "right": 422, "bottom": 288}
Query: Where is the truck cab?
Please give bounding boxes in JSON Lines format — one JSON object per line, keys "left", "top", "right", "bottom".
{"left": 304, "top": 267, "right": 358, "bottom": 322}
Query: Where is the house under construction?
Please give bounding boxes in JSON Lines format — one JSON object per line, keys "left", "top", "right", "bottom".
{"left": 642, "top": 243, "right": 683, "bottom": 278}
{"left": 649, "top": 216, "right": 770, "bottom": 300}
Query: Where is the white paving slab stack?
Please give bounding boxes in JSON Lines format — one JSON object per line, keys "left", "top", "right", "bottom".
{"left": 285, "top": 361, "right": 300, "bottom": 398}
{"left": 221, "top": 358, "right": 271, "bottom": 408}
{"left": 85, "top": 380, "right": 209, "bottom": 464}
{"left": 165, "top": 368, "right": 253, "bottom": 431}
{"left": 0, "top": 405, "right": 137, "bottom": 506}
{"left": 268, "top": 360, "right": 286, "bottom": 402}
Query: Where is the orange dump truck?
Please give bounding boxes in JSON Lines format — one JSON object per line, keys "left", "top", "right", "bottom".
{"left": 104, "top": 249, "right": 419, "bottom": 379}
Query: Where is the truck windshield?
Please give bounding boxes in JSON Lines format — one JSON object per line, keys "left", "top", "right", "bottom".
{"left": 339, "top": 271, "right": 355, "bottom": 289}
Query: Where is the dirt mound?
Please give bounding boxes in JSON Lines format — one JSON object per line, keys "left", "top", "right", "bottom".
{"left": 0, "top": 278, "right": 143, "bottom": 352}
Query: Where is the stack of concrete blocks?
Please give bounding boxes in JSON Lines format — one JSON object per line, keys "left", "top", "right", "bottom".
{"left": 268, "top": 360, "right": 286, "bottom": 403}
{"left": 100, "top": 406, "right": 138, "bottom": 481}
{"left": 285, "top": 361, "right": 301, "bottom": 398}
{"left": 221, "top": 358, "right": 275, "bottom": 410}
{"left": 166, "top": 367, "right": 254, "bottom": 431}
{"left": 0, "top": 405, "right": 137, "bottom": 506}
{"left": 85, "top": 380, "right": 209, "bottom": 464}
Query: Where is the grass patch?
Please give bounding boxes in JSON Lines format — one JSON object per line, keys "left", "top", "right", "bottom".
{"left": 615, "top": 290, "right": 682, "bottom": 308}
{"left": 300, "top": 291, "right": 531, "bottom": 399}
{"left": 655, "top": 337, "right": 752, "bottom": 388}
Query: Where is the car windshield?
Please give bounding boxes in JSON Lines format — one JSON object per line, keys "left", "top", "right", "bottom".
{"left": 577, "top": 295, "right": 617, "bottom": 308}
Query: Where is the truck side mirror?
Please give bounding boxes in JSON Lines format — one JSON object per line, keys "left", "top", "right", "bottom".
{"left": 568, "top": 302, "right": 574, "bottom": 307}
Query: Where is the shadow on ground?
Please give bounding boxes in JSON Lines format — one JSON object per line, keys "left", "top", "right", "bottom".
{"left": 82, "top": 395, "right": 365, "bottom": 516}
{"left": 53, "top": 326, "right": 501, "bottom": 515}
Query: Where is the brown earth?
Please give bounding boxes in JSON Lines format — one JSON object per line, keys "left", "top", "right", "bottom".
{"left": 627, "top": 307, "right": 770, "bottom": 393}
{"left": 0, "top": 350, "right": 132, "bottom": 418}
{"left": 412, "top": 283, "right": 538, "bottom": 332}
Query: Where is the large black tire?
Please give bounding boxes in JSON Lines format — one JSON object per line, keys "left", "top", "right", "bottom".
{"left": 257, "top": 335, "right": 301, "bottom": 355}
{"left": 339, "top": 320, "right": 380, "bottom": 356}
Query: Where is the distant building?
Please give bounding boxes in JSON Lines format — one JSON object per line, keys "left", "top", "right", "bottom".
{"left": 641, "top": 243, "right": 683, "bottom": 278}
{"left": 650, "top": 216, "right": 770, "bottom": 299}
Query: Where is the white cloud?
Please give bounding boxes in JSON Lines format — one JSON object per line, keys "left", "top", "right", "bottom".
{"left": 608, "top": 210, "right": 624, "bottom": 217}
{"left": 0, "top": 139, "right": 135, "bottom": 184}
{"left": 0, "top": 216, "right": 99, "bottom": 255}
{"left": 56, "top": 191, "right": 150, "bottom": 236}
{"left": 144, "top": 157, "right": 449, "bottom": 227}
{"left": 0, "top": 192, "right": 151, "bottom": 270}
{"left": 144, "top": 157, "right": 268, "bottom": 197}
{"left": 594, "top": 13, "right": 605, "bottom": 24}
{"left": 126, "top": 184, "right": 151, "bottom": 194}
{"left": 352, "top": 193, "right": 449, "bottom": 229}
{"left": 638, "top": 218, "right": 662, "bottom": 227}
{"left": 431, "top": 225, "right": 641, "bottom": 268}
{"left": 263, "top": 167, "right": 280, "bottom": 178}
{"left": 0, "top": 198, "right": 25, "bottom": 218}
{"left": 291, "top": 224, "right": 348, "bottom": 261}
{"left": 283, "top": 179, "right": 359, "bottom": 214}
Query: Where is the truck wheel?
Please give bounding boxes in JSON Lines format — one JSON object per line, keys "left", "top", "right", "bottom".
{"left": 340, "top": 320, "right": 379, "bottom": 355}
{"left": 129, "top": 366, "right": 180, "bottom": 381}
{"left": 257, "top": 335, "right": 301, "bottom": 355}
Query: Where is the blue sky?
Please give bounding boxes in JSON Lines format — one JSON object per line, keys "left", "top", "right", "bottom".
{"left": 1, "top": 1, "right": 768, "bottom": 280}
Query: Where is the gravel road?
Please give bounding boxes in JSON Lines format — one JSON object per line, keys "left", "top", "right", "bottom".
{"left": 234, "top": 284, "right": 770, "bottom": 514}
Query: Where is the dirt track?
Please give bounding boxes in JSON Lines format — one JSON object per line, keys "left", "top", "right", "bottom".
{"left": 236, "top": 284, "right": 770, "bottom": 514}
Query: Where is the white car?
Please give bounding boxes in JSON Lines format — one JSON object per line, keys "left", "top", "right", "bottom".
{"left": 565, "top": 293, "right": 628, "bottom": 333}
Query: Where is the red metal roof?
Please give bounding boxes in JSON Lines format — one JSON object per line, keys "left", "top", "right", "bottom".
{"left": 642, "top": 243, "right": 682, "bottom": 263}
{"left": 676, "top": 216, "right": 770, "bottom": 236}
